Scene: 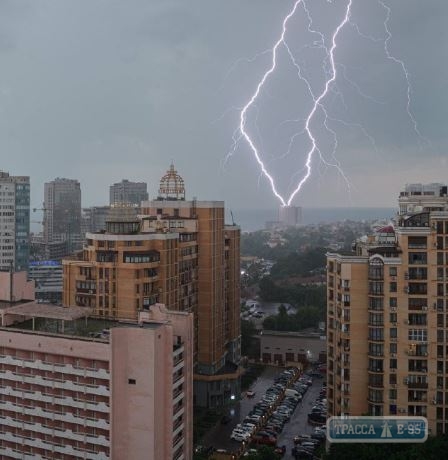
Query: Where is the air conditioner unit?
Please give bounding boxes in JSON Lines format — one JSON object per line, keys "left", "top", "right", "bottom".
{"left": 403, "top": 378, "right": 409, "bottom": 385}
{"left": 422, "top": 306, "right": 428, "bottom": 311}
{"left": 404, "top": 319, "right": 409, "bottom": 324}
{"left": 432, "top": 399, "right": 437, "bottom": 405}
{"left": 391, "top": 353, "right": 396, "bottom": 357}
{"left": 390, "top": 307, "right": 397, "bottom": 312}
{"left": 391, "top": 384, "right": 397, "bottom": 389}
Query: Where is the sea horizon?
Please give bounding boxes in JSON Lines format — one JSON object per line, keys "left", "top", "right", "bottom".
{"left": 230, "top": 206, "right": 396, "bottom": 232}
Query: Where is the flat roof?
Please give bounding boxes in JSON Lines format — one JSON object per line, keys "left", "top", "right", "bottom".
{"left": 261, "top": 330, "right": 325, "bottom": 339}
{"left": 3, "top": 302, "right": 93, "bottom": 321}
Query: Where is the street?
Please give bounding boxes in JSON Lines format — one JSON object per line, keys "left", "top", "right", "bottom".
{"left": 201, "top": 366, "right": 325, "bottom": 458}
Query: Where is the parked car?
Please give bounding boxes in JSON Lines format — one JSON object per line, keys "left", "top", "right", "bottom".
{"left": 251, "top": 433, "right": 277, "bottom": 446}
{"left": 246, "top": 390, "right": 256, "bottom": 398}
{"left": 274, "top": 445, "right": 286, "bottom": 456}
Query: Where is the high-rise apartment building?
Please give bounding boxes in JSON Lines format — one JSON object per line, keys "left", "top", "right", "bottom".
{"left": 63, "top": 165, "right": 241, "bottom": 407}
{"left": 109, "top": 179, "right": 148, "bottom": 206}
{"left": 327, "top": 183, "right": 448, "bottom": 435}
{"left": 278, "top": 205, "right": 302, "bottom": 227}
{"left": 0, "top": 171, "right": 30, "bottom": 272}
{"left": 44, "top": 178, "right": 82, "bottom": 254}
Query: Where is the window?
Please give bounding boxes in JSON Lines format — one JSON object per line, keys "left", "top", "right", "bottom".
{"left": 123, "top": 251, "right": 160, "bottom": 264}
{"left": 408, "top": 252, "right": 427, "bottom": 265}
{"left": 389, "top": 282, "right": 397, "bottom": 293}
{"left": 128, "top": 379, "right": 136, "bottom": 385}
{"left": 408, "top": 329, "right": 428, "bottom": 342}
{"left": 389, "top": 267, "right": 397, "bottom": 276}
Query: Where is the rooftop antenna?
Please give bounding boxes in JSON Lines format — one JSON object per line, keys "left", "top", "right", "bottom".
{"left": 230, "top": 210, "right": 235, "bottom": 226}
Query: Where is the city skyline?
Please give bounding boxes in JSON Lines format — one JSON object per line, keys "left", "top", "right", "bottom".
{"left": 0, "top": 1, "right": 446, "bottom": 211}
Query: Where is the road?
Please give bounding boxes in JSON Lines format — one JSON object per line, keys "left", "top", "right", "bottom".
{"left": 201, "top": 366, "right": 325, "bottom": 458}
{"left": 277, "top": 379, "right": 323, "bottom": 459}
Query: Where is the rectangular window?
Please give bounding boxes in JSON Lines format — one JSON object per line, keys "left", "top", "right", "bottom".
{"left": 408, "top": 329, "right": 428, "bottom": 342}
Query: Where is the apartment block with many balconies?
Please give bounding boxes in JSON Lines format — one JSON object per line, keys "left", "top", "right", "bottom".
{"left": 327, "top": 183, "right": 448, "bottom": 435}
{"left": 0, "top": 297, "right": 193, "bottom": 460}
{"left": 63, "top": 165, "right": 241, "bottom": 408}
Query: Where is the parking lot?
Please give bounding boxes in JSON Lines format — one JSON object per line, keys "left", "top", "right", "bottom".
{"left": 200, "top": 366, "right": 326, "bottom": 458}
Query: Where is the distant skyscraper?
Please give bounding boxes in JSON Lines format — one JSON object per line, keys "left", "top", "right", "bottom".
{"left": 44, "top": 178, "right": 82, "bottom": 253}
{"left": 327, "top": 183, "right": 448, "bottom": 435}
{"left": 0, "top": 171, "right": 30, "bottom": 272}
{"left": 278, "top": 205, "right": 301, "bottom": 227}
{"left": 109, "top": 179, "right": 148, "bottom": 206}
{"left": 81, "top": 206, "right": 111, "bottom": 235}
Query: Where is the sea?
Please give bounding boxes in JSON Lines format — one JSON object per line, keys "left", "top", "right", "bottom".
{"left": 230, "top": 207, "right": 396, "bottom": 232}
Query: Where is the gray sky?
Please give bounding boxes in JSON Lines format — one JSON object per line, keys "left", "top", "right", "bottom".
{"left": 0, "top": 0, "right": 447, "bottom": 210}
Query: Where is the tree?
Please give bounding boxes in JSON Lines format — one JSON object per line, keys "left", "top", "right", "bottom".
{"left": 241, "top": 319, "right": 258, "bottom": 356}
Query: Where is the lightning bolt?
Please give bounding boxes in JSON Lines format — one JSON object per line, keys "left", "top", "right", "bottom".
{"left": 238, "top": 0, "right": 353, "bottom": 207}
{"left": 378, "top": 0, "right": 428, "bottom": 145}
{"left": 230, "top": 0, "right": 426, "bottom": 207}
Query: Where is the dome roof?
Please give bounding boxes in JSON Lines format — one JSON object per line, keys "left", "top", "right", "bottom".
{"left": 158, "top": 163, "right": 185, "bottom": 201}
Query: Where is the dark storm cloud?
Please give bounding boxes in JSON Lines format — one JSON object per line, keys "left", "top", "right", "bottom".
{"left": 0, "top": 0, "right": 446, "bottom": 210}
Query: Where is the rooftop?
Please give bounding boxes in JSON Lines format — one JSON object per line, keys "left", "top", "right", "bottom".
{"left": 3, "top": 303, "right": 92, "bottom": 321}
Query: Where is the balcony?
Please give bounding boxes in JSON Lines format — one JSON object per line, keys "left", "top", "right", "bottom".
{"left": 368, "top": 367, "right": 384, "bottom": 374}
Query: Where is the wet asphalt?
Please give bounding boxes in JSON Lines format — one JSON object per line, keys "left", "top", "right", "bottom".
{"left": 200, "top": 366, "right": 325, "bottom": 459}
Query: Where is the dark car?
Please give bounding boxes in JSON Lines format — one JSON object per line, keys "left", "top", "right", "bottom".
{"left": 291, "top": 446, "right": 314, "bottom": 459}
{"left": 308, "top": 412, "right": 326, "bottom": 425}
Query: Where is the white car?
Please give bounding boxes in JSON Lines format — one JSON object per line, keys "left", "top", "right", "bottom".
{"left": 231, "top": 430, "right": 251, "bottom": 442}
{"left": 236, "top": 423, "right": 256, "bottom": 434}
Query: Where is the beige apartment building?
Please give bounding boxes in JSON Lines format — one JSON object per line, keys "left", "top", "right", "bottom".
{"left": 327, "top": 183, "right": 448, "bottom": 435}
{"left": 63, "top": 164, "right": 241, "bottom": 408}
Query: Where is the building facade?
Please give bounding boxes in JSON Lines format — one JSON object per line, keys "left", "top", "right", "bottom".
{"left": 81, "top": 206, "right": 111, "bottom": 235}
{"left": 63, "top": 165, "right": 241, "bottom": 408}
{"left": 109, "top": 179, "right": 148, "bottom": 207}
{"left": 0, "top": 299, "right": 193, "bottom": 460}
{"left": 327, "top": 183, "right": 448, "bottom": 435}
{"left": 43, "top": 178, "right": 82, "bottom": 254}
{"left": 0, "top": 171, "right": 30, "bottom": 272}
{"left": 278, "top": 205, "right": 302, "bottom": 228}
{"left": 260, "top": 330, "right": 326, "bottom": 366}
{"left": 28, "top": 260, "right": 63, "bottom": 303}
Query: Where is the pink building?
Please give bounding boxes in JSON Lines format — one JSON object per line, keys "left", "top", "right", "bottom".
{"left": 0, "top": 301, "right": 193, "bottom": 460}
